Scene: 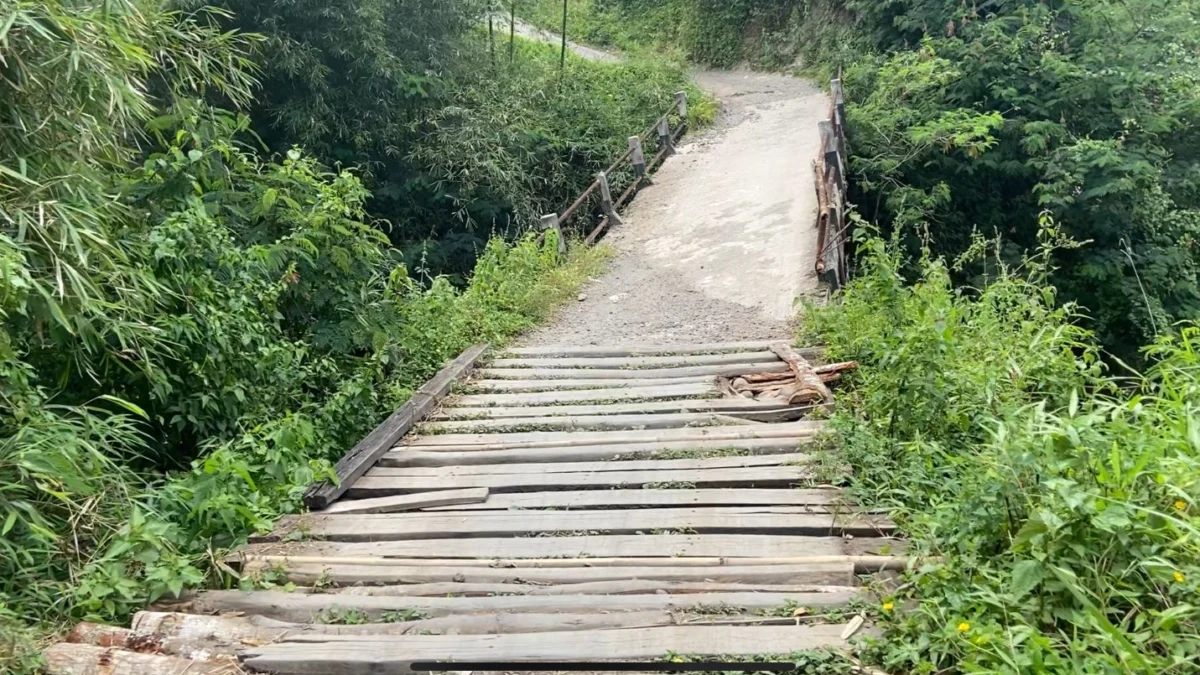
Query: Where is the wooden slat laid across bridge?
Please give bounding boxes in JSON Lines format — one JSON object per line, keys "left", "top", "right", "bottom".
{"left": 81, "top": 341, "right": 904, "bottom": 674}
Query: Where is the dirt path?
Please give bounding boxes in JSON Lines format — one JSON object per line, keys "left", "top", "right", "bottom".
{"left": 517, "top": 26, "right": 828, "bottom": 346}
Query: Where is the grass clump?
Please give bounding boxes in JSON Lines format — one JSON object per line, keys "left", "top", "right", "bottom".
{"left": 805, "top": 226, "right": 1200, "bottom": 673}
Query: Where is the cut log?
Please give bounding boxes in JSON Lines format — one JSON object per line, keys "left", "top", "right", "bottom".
{"left": 499, "top": 342, "right": 823, "bottom": 358}
{"left": 366, "top": 453, "right": 806, "bottom": 477}
{"left": 317, "top": 488, "right": 488, "bottom": 515}
{"left": 490, "top": 351, "right": 780, "bottom": 370}
{"left": 189, "top": 587, "right": 857, "bottom": 622}
{"left": 64, "top": 623, "right": 134, "bottom": 649}
{"left": 418, "top": 410, "right": 803, "bottom": 433}
{"left": 382, "top": 437, "right": 810, "bottom": 467}
{"left": 41, "top": 643, "right": 237, "bottom": 675}
{"left": 465, "top": 376, "right": 714, "bottom": 393}
{"left": 238, "top": 533, "right": 881, "bottom": 561}
{"left": 770, "top": 343, "right": 834, "bottom": 408}
{"left": 448, "top": 382, "right": 718, "bottom": 408}
{"left": 303, "top": 344, "right": 488, "bottom": 510}
{"left": 476, "top": 362, "right": 789, "bottom": 381}
{"left": 400, "top": 421, "right": 824, "bottom": 450}
{"left": 261, "top": 507, "right": 891, "bottom": 542}
{"left": 347, "top": 465, "right": 810, "bottom": 495}
{"left": 241, "top": 624, "right": 863, "bottom": 674}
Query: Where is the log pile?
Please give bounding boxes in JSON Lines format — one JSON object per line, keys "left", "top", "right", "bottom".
{"left": 720, "top": 353, "right": 856, "bottom": 408}
{"left": 42, "top": 614, "right": 258, "bottom": 675}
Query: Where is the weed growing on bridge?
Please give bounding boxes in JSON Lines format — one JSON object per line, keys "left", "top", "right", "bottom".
{"left": 807, "top": 229, "right": 1200, "bottom": 673}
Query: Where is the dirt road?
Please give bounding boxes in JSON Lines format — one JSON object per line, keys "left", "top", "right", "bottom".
{"left": 517, "top": 26, "right": 828, "bottom": 345}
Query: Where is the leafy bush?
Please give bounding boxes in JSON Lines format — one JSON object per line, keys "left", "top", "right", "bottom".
{"left": 1, "top": 1, "right": 609, "bottom": 670}
{"left": 806, "top": 227, "right": 1200, "bottom": 673}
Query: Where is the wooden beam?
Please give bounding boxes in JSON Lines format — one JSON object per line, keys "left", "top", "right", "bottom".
{"left": 241, "top": 624, "right": 868, "bottom": 673}
{"left": 476, "top": 362, "right": 789, "bottom": 380}
{"left": 466, "top": 376, "right": 715, "bottom": 393}
{"left": 262, "top": 507, "right": 891, "bottom": 542}
{"left": 399, "top": 421, "right": 823, "bottom": 450}
{"left": 418, "top": 488, "right": 848, "bottom": 511}
{"left": 192, "top": 587, "right": 857, "bottom": 622}
{"left": 367, "top": 453, "right": 805, "bottom": 477}
{"left": 419, "top": 410, "right": 803, "bottom": 433}
{"left": 303, "top": 344, "right": 488, "bottom": 510}
{"left": 239, "top": 532, "right": 876, "bottom": 560}
{"left": 500, "top": 342, "right": 823, "bottom": 359}
{"left": 381, "top": 437, "right": 811, "bottom": 467}
{"left": 488, "top": 351, "right": 780, "bottom": 370}
{"left": 448, "top": 382, "right": 719, "bottom": 407}
{"left": 430, "top": 397, "right": 797, "bottom": 420}
{"left": 348, "top": 465, "right": 811, "bottom": 495}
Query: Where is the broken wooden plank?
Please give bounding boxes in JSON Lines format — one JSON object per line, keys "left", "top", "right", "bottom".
{"left": 449, "top": 382, "right": 719, "bottom": 408}
{"left": 500, "top": 342, "right": 823, "bottom": 358}
{"left": 241, "top": 624, "right": 863, "bottom": 674}
{"left": 191, "top": 587, "right": 857, "bottom": 622}
{"left": 400, "top": 421, "right": 824, "bottom": 450}
{"left": 419, "top": 409, "right": 806, "bottom": 433}
{"left": 381, "top": 437, "right": 811, "bottom": 467}
{"left": 366, "top": 453, "right": 806, "bottom": 477}
{"left": 490, "top": 351, "right": 780, "bottom": 370}
{"left": 417, "top": 488, "right": 847, "bottom": 511}
{"left": 431, "top": 397, "right": 797, "bottom": 420}
{"left": 770, "top": 342, "right": 835, "bottom": 408}
{"left": 317, "top": 488, "right": 488, "bottom": 515}
{"left": 476, "top": 362, "right": 789, "bottom": 381}
{"left": 465, "top": 376, "right": 715, "bottom": 393}
{"left": 262, "top": 507, "right": 891, "bottom": 542}
{"left": 239, "top": 533, "right": 872, "bottom": 560}
{"left": 302, "top": 344, "right": 489, "bottom": 510}
{"left": 348, "top": 465, "right": 810, "bottom": 495}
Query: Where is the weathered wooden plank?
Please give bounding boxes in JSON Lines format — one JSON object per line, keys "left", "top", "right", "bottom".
{"left": 132, "top": 610, "right": 769, "bottom": 642}
{"left": 366, "top": 453, "right": 806, "bottom": 477}
{"left": 477, "top": 362, "right": 789, "bottom": 381}
{"left": 500, "top": 342, "right": 822, "bottom": 358}
{"left": 302, "top": 344, "right": 488, "bottom": 510}
{"left": 431, "top": 397, "right": 794, "bottom": 420}
{"left": 241, "top": 624, "right": 862, "bottom": 674}
{"left": 348, "top": 466, "right": 810, "bottom": 495}
{"left": 192, "top": 588, "right": 857, "bottom": 622}
{"left": 448, "top": 382, "right": 718, "bottom": 407}
{"left": 465, "top": 376, "right": 714, "bottom": 393}
{"left": 490, "top": 351, "right": 780, "bottom": 370}
{"left": 401, "top": 421, "right": 823, "bottom": 450}
{"left": 382, "top": 438, "right": 810, "bottom": 467}
{"left": 317, "top": 488, "right": 488, "bottom": 515}
{"left": 418, "top": 488, "right": 846, "bottom": 511}
{"left": 327, "top": 579, "right": 855, "bottom": 597}
{"left": 420, "top": 409, "right": 807, "bottom": 433}
{"left": 240, "top": 533, "right": 866, "bottom": 560}
{"left": 263, "top": 507, "right": 891, "bottom": 542}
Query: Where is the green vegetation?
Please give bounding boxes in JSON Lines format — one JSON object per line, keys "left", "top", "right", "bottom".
{"left": 805, "top": 228, "right": 1200, "bottom": 673}
{"left": 0, "top": 0, "right": 681, "bottom": 670}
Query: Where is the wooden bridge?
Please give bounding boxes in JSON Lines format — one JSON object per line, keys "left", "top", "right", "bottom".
{"left": 44, "top": 341, "right": 903, "bottom": 674}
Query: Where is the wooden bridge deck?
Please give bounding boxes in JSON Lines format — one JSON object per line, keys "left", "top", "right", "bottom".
{"left": 151, "top": 342, "right": 901, "bottom": 673}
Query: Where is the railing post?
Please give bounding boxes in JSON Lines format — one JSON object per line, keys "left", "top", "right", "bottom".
{"left": 628, "top": 135, "right": 647, "bottom": 182}
{"left": 540, "top": 213, "right": 566, "bottom": 255}
{"left": 658, "top": 117, "right": 675, "bottom": 156}
{"left": 830, "top": 77, "right": 846, "bottom": 159}
{"left": 597, "top": 171, "right": 623, "bottom": 227}
{"left": 675, "top": 90, "right": 688, "bottom": 119}
{"left": 818, "top": 120, "right": 843, "bottom": 189}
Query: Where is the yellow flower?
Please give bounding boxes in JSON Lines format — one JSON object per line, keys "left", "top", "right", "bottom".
{"left": 1174, "top": 571, "right": 1185, "bottom": 583}
{"left": 1175, "top": 500, "right": 1187, "bottom": 511}
{"left": 882, "top": 601, "right": 895, "bottom": 612}
{"left": 957, "top": 622, "right": 971, "bottom": 633}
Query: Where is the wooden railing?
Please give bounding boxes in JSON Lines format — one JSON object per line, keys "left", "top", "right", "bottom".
{"left": 814, "top": 71, "right": 850, "bottom": 288}
{"left": 539, "top": 91, "right": 689, "bottom": 249}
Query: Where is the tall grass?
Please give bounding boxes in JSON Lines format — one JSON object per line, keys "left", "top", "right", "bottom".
{"left": 806, "top": 226, "right": 1200, "bottom": 673}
